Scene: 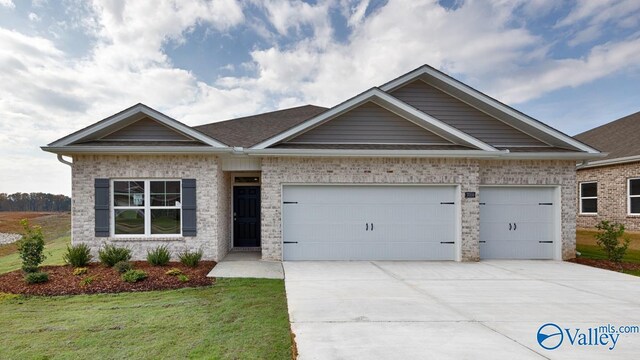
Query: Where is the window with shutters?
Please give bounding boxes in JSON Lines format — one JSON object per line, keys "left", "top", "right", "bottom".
{"left": 112, "top": 180, "right": 182, "bottom": 236}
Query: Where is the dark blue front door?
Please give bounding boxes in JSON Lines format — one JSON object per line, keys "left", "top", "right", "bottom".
{"left": 233, "top": 186, "right": 261, "bottom": 247}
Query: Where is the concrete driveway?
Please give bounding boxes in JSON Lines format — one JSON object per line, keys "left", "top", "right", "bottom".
{"left": 284, "top": 261, "right": 640, "bottom": 359}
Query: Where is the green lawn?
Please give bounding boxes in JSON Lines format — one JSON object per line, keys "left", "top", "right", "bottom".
{"left": 576, "top": 243, "right": 640, "bottom": 263}
{"left": 0, "top": 279, "right": 293, "bottom": 359}
{"left": 576, "top": 243, "right": 640, "bottom": 277}
{"left": 0, "top": 235, "right": 69, "bottom": 274}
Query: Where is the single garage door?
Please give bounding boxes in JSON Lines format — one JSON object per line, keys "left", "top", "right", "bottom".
{"left": 282, "top": 185, "right": 457, "bottom": 261}
{"left": 479, "top": 187, "right": 557, "bottom": 259}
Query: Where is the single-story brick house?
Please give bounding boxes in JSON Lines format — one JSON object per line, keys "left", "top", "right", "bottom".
{"left": 574, "top": 111, "right": 640, "bottom": 231}
{"left": 42, "top": 65, "right": 601, "bottom": 262}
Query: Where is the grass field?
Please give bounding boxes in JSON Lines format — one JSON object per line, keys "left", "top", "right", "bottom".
{"left": 0, "top": 279, "right": 293, "bottom": 359}
{"left": 0, "top": 212, "right": 71, "bottom": 273}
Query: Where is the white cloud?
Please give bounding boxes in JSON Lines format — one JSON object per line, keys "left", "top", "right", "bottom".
{"left": 556, "top": 0, "right": 640, "bottom": 46}
{"left": 28, "top": 12, "right": 41, "bottom": 22}
{"left": 0, "top": 0, "right": 14, "bottom": 9}
{"left": 491, "top": 35, "right": 640, "bottom": 103}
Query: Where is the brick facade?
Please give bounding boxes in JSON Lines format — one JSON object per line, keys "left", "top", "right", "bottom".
{"left": 71, "top": 154, "right": 228, "bottom": 261}
{"left": 577, "top": 161, "right": 640, "bottom": 231}
{"left": 71, "top": 155, "right": 577, "bottom": 262}
{"left": 260, "top": 157, "right": 577, "bottom": 261}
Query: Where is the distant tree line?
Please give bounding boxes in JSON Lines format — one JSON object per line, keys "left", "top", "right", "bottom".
{"left": 0, "top": 193, "right": 71, "bottom": 212}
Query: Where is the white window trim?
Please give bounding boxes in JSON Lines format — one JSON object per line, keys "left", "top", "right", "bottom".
{"left": 111, "top": 179, "right": 183, "bottom": 237}
{"left": 579, "top": 181, "right": 598, "bottom": 215}
{"left": 628, "top": 178, "right": 640, "bottom": 216}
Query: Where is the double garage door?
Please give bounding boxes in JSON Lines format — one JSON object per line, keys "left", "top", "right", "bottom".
{"left": 282, "top": 185, "right": 557, "bottom": 261}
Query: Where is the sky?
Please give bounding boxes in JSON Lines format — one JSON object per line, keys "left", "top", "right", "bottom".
{"left": 0, "top": 0, "right": 639, "bottom": 196}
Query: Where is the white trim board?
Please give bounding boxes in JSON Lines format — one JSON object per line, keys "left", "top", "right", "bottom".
{"left": 47, "top": 103, "right": 228, "bottom": 148}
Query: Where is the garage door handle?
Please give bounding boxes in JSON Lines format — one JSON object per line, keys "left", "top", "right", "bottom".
{"left": 509, "top": 223, "right": 512, "bottom": 231}
{"left": 440, "top": 241, "right": 454, "bottom": 244}
{"left": 539, "top": 202, "right": 553, "bottom": 206}
{"left": 371, "top": 223, "right": 374, "bottom": 231}
{"left": 539, "top": 241, "right": 553, "bottom": 244}
{"left": 479, "top": 241, "right": 486, "bottom": 243}
{"left": 283, "top": 241, "right": 298, "bottom": 244}
{"left": 513, "top": 223, "right": 516, "bottom": 231}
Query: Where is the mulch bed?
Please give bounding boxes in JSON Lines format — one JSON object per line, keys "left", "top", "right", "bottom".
{"left": 0, "top": 261, "right": 216, "bottom": 296}
{"left": 568, "top": 257, "right": 640, "bottom": 273}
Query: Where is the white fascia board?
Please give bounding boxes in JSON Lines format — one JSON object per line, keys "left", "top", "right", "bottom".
{"left": 577, "top": 154, "right": 639, "bottom": 169}
{"left": 501, "top": 152, "right": 605, "bottom": 160}
{"left": 251, "top": 88, "right": 497, "bottom": 152}
{"left": 41, "top": 146, "right": 233, "bottom": 155}
{"left": 48, "top": 104, "right": 228, "bottom": 148}
{"left": 245, "top": 148, "right": 506, "bottom": 158}
{"left": 380, "top": 66, "right": 600, "bottom": 154}
{"left": 245, "top": 148, "right": 603, "bottom": 160}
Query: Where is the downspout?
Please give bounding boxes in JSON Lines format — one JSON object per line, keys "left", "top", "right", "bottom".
{"left": 57, "top": 154, "right": 73, "bottom": 167}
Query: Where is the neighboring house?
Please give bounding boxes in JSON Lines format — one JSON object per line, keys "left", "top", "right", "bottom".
{"left": 574, "top": 111, "right": 640, "bottom": 231}
{"left": 42, "top": 65, "right": 601, "bottom": 262}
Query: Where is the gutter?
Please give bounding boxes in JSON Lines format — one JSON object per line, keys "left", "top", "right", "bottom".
{"left": 41, "top": 145, "right": 606, "bottom": 161}
{"left": 242, "top": 148, "right": 508, "bottom": 158}
{"left": 57, "top": 154, "right": 72, "bottom": 167}
{"left": 243, "top": 148, "right": 605, "bottom": 160}
{"left": 41, "top": 146, "right": 236, "bottom": 155}
{"left": 577, "top": 154, "right": 638, "bottom": 169}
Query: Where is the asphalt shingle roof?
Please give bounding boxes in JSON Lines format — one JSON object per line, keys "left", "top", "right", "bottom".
{"left": 574, "top": 111, "right": 640, "bottom": 161}
{"left": 193, "top": 105, "right": 328, "bottom": 147}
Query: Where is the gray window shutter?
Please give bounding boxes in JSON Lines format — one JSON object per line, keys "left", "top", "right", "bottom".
{"left": 182, "top": 179, "right": 197, "bottom": 236}
{"left": 95, "top": 178, "right": 110, "bottom": 237}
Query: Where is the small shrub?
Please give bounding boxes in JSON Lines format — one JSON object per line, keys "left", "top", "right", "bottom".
{"left": 73, "top": 267, "right": 88, "bottom": 276}
{"left": 121, "top": 269, "right": 148, "bottom": 283}
{"left": 177, "top": 274, "right": 189, "bottom": 283}
{"left": 147, "top": 245, "right": 171, "bottom": 266}
{"left": 165, "top": 268, "right": 183, "bottom": 276}
{"left": 17, "top": 219, "right": 46, "bottom": 273}
{"left": 595, "top": 220, "right": 631, "bottom": 263}
{"left": 178, "top": 249, "right": 203, "bottom": 268}
{"left": 113, "top": 261, "right": 133, "bottom": 274}
{"left": 98, "top": 244, "right": 132, "bottom": 267}
{"left": 25, "top": 272, "right": 49, "bottom": 284}
{"left": 79, "top": 276, "right": 96, "bottom": 287}
{"left": 63, "top": 243, "right": 93, "bottom": 267}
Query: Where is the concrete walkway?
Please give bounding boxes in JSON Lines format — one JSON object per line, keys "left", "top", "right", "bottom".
{"left": 207, "top": 252, "right": 284, "bottom": 279}
{"left": 284, "top": 260, "right": 640, "bottom": 359}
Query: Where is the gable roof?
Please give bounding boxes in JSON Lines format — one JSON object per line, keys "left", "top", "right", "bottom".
{"left": 251, "top": 88, "right": 498, "bottom": 151}
{"left": 194, "top": 105, "right": 327, "bottom": 147}
{"left": 42, "top": 65, "right": 604, "bottom": 160}
{"left": 45, "top": 103, "right": 227, "bottom": 149}
{"left": 575, "top": 110, "right": 640, "bottom": 167}
{"left": 379, "top": 65, "right": 599, "bottom": 154}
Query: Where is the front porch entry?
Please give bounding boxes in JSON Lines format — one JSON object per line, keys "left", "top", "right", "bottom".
{"left": 230, "top": 172, "right": 261, "bottom": 249}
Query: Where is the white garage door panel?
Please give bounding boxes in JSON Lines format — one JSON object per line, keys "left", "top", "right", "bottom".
{"left": 283, "top": 185, "right": 457, "bottom": 260}
{"left": 480, "top": 187, "right": 556, "bottom": 260}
